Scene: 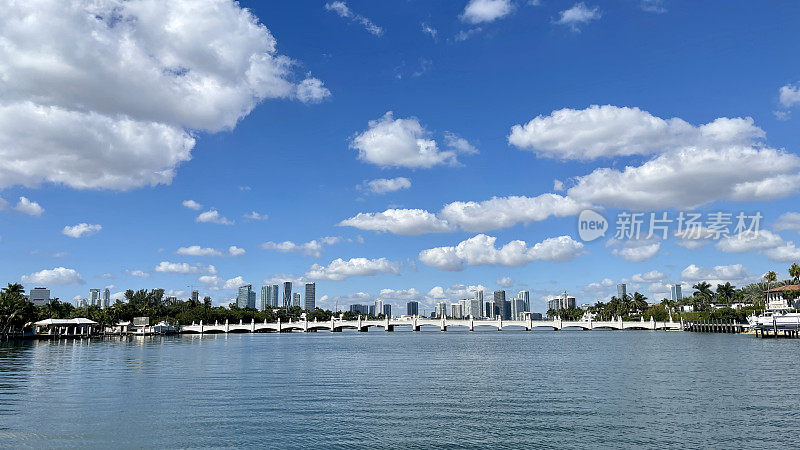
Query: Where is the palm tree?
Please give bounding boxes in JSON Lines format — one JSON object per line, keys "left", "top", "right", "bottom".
{"left": 789, "top": 263, "right": 800, "bottom": 284}
{"left": 2, "top": 283, "right": 25, "bottom": 297}
{"left": 715, "top": 282, "right": 736, "bottom": 305}
{"left": 764, "top": 271, "right": 778, "bottom": 310}
{"left": 632, "top": 292, "right": 648, "bottom": 314}
{"left": 692, "top": 281, "right": 713, "bottom": 310}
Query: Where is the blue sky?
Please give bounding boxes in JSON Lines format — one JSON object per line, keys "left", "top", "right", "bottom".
{"left": 2, "top": 0, "right": 800, "bottom": 314}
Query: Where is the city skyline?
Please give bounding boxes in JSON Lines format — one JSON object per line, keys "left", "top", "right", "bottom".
{"left": 2, "top": 1, "right": 800, "bottom": 316}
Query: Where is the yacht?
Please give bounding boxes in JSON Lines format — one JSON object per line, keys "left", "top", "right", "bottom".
{"left": 748, "top": 310, "right": 800, "bottom": 331}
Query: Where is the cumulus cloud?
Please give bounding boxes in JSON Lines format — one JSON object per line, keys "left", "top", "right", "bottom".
{"left": 21, "top": 267, "right": 84, "bottom": 285}
{"left": 350, "top": 112, "right": 465, "bottom": 169}
{"left": 444, "top": 132, "right": 479, "bottom": 154}
{"left": 716, "top": 229, "right": 800, "bottom": 262}
{"left": 555, "top": 3, "right": 601, "bottom": 31}
{"left": 338, "top": 209, "right": 453, "bottom": 235}
{"left": 325, "top": 1, "right": 383, "bottom": 36}
{"left": 496, "top": 276, "right": 514, "bottom": 288}
{"left": 154, "top": 261, "right": 217, "bottom": 274}
{"left": 198, "top": 275, "right": 247, "bottom": 290}
{"left": 176, "top": 246, "right": 223, "bottom": 257}
{"left": 461, "top": 0, "right": 514, "bottom": 24}
{"left": 196, "top": 209, "right": 234, "bottom": 225}
{"left": 182, "top": 200, "right": 203, "bottom": 210}
{"left": 14, "top": 197, "right": 44, "bottom": 216}
{"left": 780, "top": 84, "right": 800, "bottom": 108}
{"left": 631, "top": 270, "right": 667, "bottom": 283}
{"left": 419, "top": 234, "right": 584, "bottom": 271}
{"left": 62, "top": 223, "right": 102, "bottom": 238}
{"left": 640, "top": 0, "right": 667, "bottom": 13}
{"left": 681, "top": 264, "right": 753, "bottom": 286}
{"left": 243, "top": 211, "right": 268, "bottom": 221}
{"left": 359, "top": 177, "right": 412, "bottom": 195}
{"left": 508, "top": 105, "right": 765, "bottom": 160}
{"left": 610, "top": 240, "right": 661, "bottom": 262}
{"left": 228, "top": 246, "right": 246, "bottom": 257}
{"left": 125, "top": 269, "right": 150, "bottom": 278}
{"left": 0, "top": 0, "right": 326, "bottom": 191}
{"left": 296, "top": 77, "right": 331, "bottom": 103}
{"left": 261, "top": 236, "right": 343, "bottom": 257}
{"left": 439, "top": 194, "right": 585, "bottom": 232}
{"left": 775, "top": 212, "right": 800, "bottom": 232}
{"left": 305, "top": 257, "right": 401, "bottom": 281}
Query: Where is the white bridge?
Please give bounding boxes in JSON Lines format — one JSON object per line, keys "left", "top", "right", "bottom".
{"left": 180, "top": 316, "right": 683, "bottom": 333}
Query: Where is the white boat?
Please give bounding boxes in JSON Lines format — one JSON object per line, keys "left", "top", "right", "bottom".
{"left": 748, "top": 310, "right": 800, "bottom": 331}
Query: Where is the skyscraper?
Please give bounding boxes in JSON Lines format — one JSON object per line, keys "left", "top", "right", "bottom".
{"left": 293, "top": 292, "right": 300, "bottom": 307}
{"left": 191, "top": 290, "right": 199, "bottom": 303}
{"left": 617, "top": 283, "right": 627, "bottom": 299}
{"left": 89, "top": 288, "right": 101, "bottom": 307}
{"left": 406, "top": 301, "right": 419, "bottom": 316}
{"left": 518, "top": 290, "right": 530, "bottom": 313}
{"left": 435, "top": 301, "right": 447, "bottom": 318}
{"left": 493, "top": 290, "right": 508, "bottom": 319}
{"left": 270, "top": 285, "right": 279, "bottom": 307}
{"left": 671, "top": 284, "right": 683, "bottom": 301}
{"left": 475, "top": 290, "right": 484, "bottom": 317}
{"left": 283, "top": 282, "right": 292, "bottom": 308}
{"left": 511, "top": 298, "right": 525, "bottom": 320}
{"left": 29, "top": 287, "right": 51, "bottom": 306}
{"left": 374, "top": 300, "right": 384, "bottom": 317}
{"left": 304, "top": 282, "right": 316, "bottom": 311}
{"left": 260, "top": 285, "right": 268, "bottom": 311}
{"left": 383, "top": 304, "right": 391, "bottom": 317}
{"left": 103, "top": 288, "right": 110, "bottom": 308}
{"left": 237, "top": 284, "right": 255, "bottom": 309}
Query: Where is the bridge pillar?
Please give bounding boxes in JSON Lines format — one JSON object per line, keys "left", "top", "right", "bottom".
{"left": 527, "top": 316, "right": 533, "bottom": 331}
{"left": 357, "top": 316, "right": 366, "bottom": 332}
{"left": 441, "top": 317, "right": 446, "bottom": 332}
{"left": 251, "top": 318, "right": 255, "bottom": 333}
{"left": 498, "top": 317, "right": 503, "bottom": 332}
{"left": 385, "top": 318, "right": 393, "bottom": 332}
{"left": 199, "top": 320, "right": 204, "bottom": 334}
{"left": 225, "top": 319, "right": 230, "bottom": 333}
{"left": 650, "top": 316, "right": 655, "bottom": 330}
{"left": 588, "top": 318, "right": 592, "bottom": 330}
{"left": 469, "top": 317, "right": 474, "bottom": 332}
{"left": 304, "top": 318, "right": 308, "bottom": 333}
{"left": 277, "top": 318, "right": 282, "bottom": 333}
{"left": 412, "top": 317, "right": 419, "bottom": 332}
{"left": 556, "top": 317, "right": 562, "bottom": 331}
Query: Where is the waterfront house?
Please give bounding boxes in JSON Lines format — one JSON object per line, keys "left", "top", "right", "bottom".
{"left": 764, "top": 285, "right": 800, "bottom": 310}
{"left": 34, "top": 318, "right": 98, "bottom": 337}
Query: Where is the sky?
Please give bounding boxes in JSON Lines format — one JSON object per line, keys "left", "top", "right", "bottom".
{"left": 2, "top": 0, "right": 800, "bottom": 314}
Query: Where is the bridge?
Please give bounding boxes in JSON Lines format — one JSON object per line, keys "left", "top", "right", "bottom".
{"left": 179, "top": 316, "right": 683, "bottom": 333}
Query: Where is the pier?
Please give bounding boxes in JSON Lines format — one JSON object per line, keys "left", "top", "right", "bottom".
{"left": 180, "top": 316, "right": 683, "bottom": 333}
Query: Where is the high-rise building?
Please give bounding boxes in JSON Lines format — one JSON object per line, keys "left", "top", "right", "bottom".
{"left": 283, "top": 282, "right": 292, "bottom": 309}
{"left": 547, "top": 292, "right": 576, "bottom": 314}
{"left": 518, "top": 290, "right": 530, "bottom": 312}
{"left": 374, "top": 300, "right": 384, "bottom": 317}
{"left": 406, "top": 301, "right": 419, "bottom": 316}
{"left": 450, "top": 303, "right": 463, "bottom": 319}
{"left": 383, "top": 304, "right": 391, "bottom": 317}
{"left": 259, "top": 285, "right": 269, "bottom": 311}
{"left": 485, "top": 301, "right": 495, "bottom": 319}
{"left": 103, "top": 288, "right": 110, "bottom": 308}
{"left": 293, "top": 293, "right": 300, "bottom": 307}
{"left": 349, "top": 304, "right": 370, "bottom": 315}
{"left": 463, "top": 298, "right": 480, "bottom": 318}
{"left": 89, "top": 289, "right": 101, "bottom": 307}
{"left": 511, "top": 298, "right": 526, "bottom": 320}
{"left": 304, "top": 282, "right": 316, "bottom": 311}
{"left": 493, "top": 290, "right": 508, "bottom": 319}
{"left": 671, "top": 284, "right": 683, "bottom": 301}
{"left": 435, "top": 301, "right": 448, "bottom": 318}
{"left": 237, "top": 285, "right": 255, "bottom": 309}
{"left": 475, "top": 290, "right": 484, "bottom": 317}
{"left": 29, "top": 287, "right": 51, "bottom": 306}
{"left": 617, "top": 283, "right": 627, "bottom": 299}
{"left": 191, "top": 290, "right": 199, "bottom": 303}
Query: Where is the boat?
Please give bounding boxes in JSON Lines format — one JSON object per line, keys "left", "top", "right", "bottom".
{"left": 748, "top": 310, "right": 800, "bottom": 331}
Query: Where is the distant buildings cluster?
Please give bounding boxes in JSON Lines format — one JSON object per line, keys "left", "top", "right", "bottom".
{"left": 74, "top": 287, "right": 111, "bottom": 308}
{"left": 236, "top": 282, "right": 317, "bottom": 311}
{"left": 349, "top": 300, "right": 391, "bottom": 317}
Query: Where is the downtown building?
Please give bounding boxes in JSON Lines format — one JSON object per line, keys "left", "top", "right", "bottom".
{"left": 304, "top": 283, "right": 316, "bottom": 311}
{"left": 406, "top": 301, "right": 419, "bottom": 316}
{"left": 237, "top": 284, "right": 256, "bottom": 309}
{"left": 283, "top": 282, "right": 292, "bottom": 309}
{"left": 547, "top": 292, "right": 576, "bottom": 313}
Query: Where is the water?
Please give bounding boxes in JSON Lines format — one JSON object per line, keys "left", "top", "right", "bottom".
{"left": 1, "top": 330, "right": 798, "bottom": 448}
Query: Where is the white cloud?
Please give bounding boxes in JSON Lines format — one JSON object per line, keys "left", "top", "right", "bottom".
{"left": 775, "top": 212, "right": 800, "bottom": 232}
{"left": 305, "top": 257, "right": 401, "bottom": 281}
{"left": 182, "top": 200, "right": 203, "bottom": 210}
{"left": 198, "top": 275, "right": 247, "bottom": 291}
{"left": 62, "top": 223, "right": 102, "bottom": 238}
{"left": 243, "top": 211, "right": 268, "bottom": 221}
{"left": 14, "top": 197, "right": 44, "bottom": 216}
{"left": 228, "top": 246, "right": 246, "bottom": 257}
{"left": 461, "top": 0, "right": 513, "bottom": 24}
{"left": 780, "top": 84, "right": 800, "bottom": 108}
{"left": 296, "top": 77, "right": 331, "bottom": 103}
{"left": 455, "top": 28, "right": 483, "bottom": 42}
{"left": 261, "top": 236, "right": 342, "bottom": 257}
{"left": 125, "top": 269, "right": 149, "bottom": 278}
{"left": 716, "top": 229, "right": 800, "bottom": 262}
{"left": 21, "top": 267, "right": 84, "bottom": 285}
{"left": 631, "top": 270, "right": 667, "bottom": 283}
{"left": 681, "top": 264, "right": 752, "bottom": 286}
{"left": 154, "top": 261, "right": 217, "bottom": 274}
{"left": 223, "top": 276, "right": 246, "bottom": 290}
{"left": 360, "top": 177, "right": 412, "bottom": 194}
{"left": 419, "top": 234, "right": 584, "bottom": 271}
{"left": 555, "top": 3, "right": 601, "bottom": 31}
{"left": 325, "top": 1, "right": 383, "bottom": 36}
{"left": 496, "top": 276, "right": 514, "bottom": 288}
{"left": 421, "top": 22, "right": 438, "bottom": 38}
{"left": 350, "top": 112, "right": 461, "bottom": 169}
{"left": 640, "top": 0, "right": 666, "bottom": 13}
{"left": 378, "top": 288, "right": 423, "bottom": 301}
{"left": 338, "top": 209, "right": 453, "bottom": 235}
{"left": 196, "top": 209, "right": 234, "bottom": 225}
{"left": 439, "top": 194, "right": 586, "bottom": 232}
{"left": 262, "top": 273, "right": 307, "bottom": 286}
{"left": 568, "top": 146, "right": 800, "bottom": 210}
{"left": 508, "top": 105, "right": 765, "bottom": 160}
{"left": 0, "top": 0, "right": 325, "bottom": 191}
{"left": 176, "top": 246, "right": 223, "bottom": 257}
{"left": 610, "top": 240, "right": 661, "bottom": 262}
{"left": 444, "top": 132, "right": 479, "bottom": 154}
{"left": 553, "top": 179, "right": 565, "bottom": 191}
